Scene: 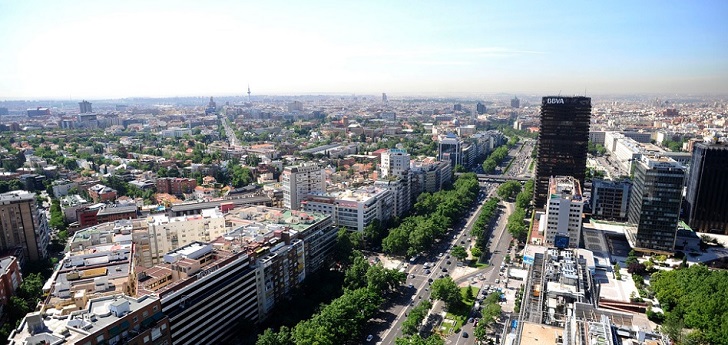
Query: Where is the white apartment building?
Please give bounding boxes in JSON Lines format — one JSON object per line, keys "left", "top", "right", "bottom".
{"left": 147, "top": 208, "right": 227, "bottom": 263}
{"left": 543, "top": 176, "right": 584, "bottom": 248}
{"left": 282, "top": 163, "right": 326, "bottom": 210}
{"left": 380, "top": 148, "right": 410, "bottom": 178}
{"left": 301, "top": 187, "right": 393, "bottom": 232}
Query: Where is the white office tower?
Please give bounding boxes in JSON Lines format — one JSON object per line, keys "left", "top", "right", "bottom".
{"left": 283, "top": 163, "right": 326, "bottom": 210}
{"left": 544, "top": 176, "right": 584, "bottom": 248}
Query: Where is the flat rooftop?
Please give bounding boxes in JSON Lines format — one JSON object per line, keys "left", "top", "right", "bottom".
{"left": 520, "top": 322, "right": 562, "bottom": 344}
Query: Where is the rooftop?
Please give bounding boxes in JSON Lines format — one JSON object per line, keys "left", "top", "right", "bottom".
{"left": 9, "top": 294, "right": 161, "bottom": 345}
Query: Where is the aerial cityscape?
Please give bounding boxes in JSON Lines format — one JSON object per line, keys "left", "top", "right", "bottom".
{"left": 0, "top": 1, "right": 727, "bottom": 345}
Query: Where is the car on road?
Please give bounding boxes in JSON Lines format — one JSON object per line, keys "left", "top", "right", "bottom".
{"left": 366, "top": 334, "right": 373, "bottom": 342}
{"left": 446, "top": 260, "right": 451, "bottom": 265}
{"left": 441, "top": 267, "right": 448, "bottom": 272}
{"left": 462, "top": 332, "right": 469, "bottom": 338}
{"left": 425, "top": 269, "right": 431, "bottom": 274}
{"left": 408, "top": 284, "right": 415, "bottom": 289}
{"left": 428, "top": 278, "right": 433, "bottom": 283}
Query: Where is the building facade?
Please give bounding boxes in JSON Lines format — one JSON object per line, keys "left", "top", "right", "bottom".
{"left": 0, "top": 256, "right": 22, "bottom": 312}
{"left": 380, "top": 148, "right": 410, "bottom": 178}
{"left": 627, "top": 156, "right": 685, "bottom": 253}
{"left": 155, "top": 178, "right": 197, "bottom": 196}
{"left": 0, "top": 191, "right": 50, "bottom": 261}
{"left": 438, "top": 134, "right": 464, "bottom": 167}
{"left": 534, "top": 96, "right": 591, "bottom": 208}
{"left": 301, "top": 187, "right": 393, "bottom": 232}
{"left": 282, "top": 163, "right": 326, "bottom": 210}
{"left": 590, "top": 179, "right": 631, "bottom": 221}
{"left": 543, "top": 176, "right": 584, "bottom": 248}
{"left": 686, "top": 141, "right": 728, "bottom": 234}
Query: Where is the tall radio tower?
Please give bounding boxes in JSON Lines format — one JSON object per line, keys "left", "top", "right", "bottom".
{"left": 247, "top": 84, "right": 251, "bottom": 103}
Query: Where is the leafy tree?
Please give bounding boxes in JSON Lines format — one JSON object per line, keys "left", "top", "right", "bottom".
{"left": 470, "top": 246, "right": 482, "bottom": 260}
{"left": 430, "top": 277, "right": 460, "bottom": 308}
{"left": 333, "top": 228, "right": 354, "bottom": 266}
{"left": 402, "top": 300, "right": 432, "bottom": 335}
{"left": 257, "top": 326, "right": 294, "bottom": 345}
{"left": 344, "top": 251, "right": 370, "bottom": 290}
{"left": 451, "top": 246, "right": 467, "bottom": 261}
{"left": 614, "top": 263, "right": 622, "bottom": 280}
{"left": 497, "top": 181, "right": 522, "bottom": 200}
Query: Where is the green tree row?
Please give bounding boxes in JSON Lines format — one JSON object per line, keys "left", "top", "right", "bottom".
{"left": 402, "top": 300, "right": 432, "bottom": 335}
{"left": 505, "top": 179, "right": 534, "bottom": 241}
{"left": 257, "top": 248, "right": 405, "bottom": 345}
{"left": 482, "top": 146, "right": 510, "bottom": 174}
{"left": 473, "top": 292, "right": 503, "bottom": 341}
{"left": 383, "top": 174, "right": 480, "bottom": 257}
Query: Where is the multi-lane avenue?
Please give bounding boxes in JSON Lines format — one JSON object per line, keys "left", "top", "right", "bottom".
{"left": 367, "top": 139, "right": 534, "bottom": 344}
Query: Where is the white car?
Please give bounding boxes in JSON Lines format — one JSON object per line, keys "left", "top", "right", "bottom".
{"left": 366, "top": 334, "right": 374, "bottom": 342}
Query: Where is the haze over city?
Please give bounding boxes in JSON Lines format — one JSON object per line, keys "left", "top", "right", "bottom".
{"left": 1, "top": 0, "right": 727, "bottom": 99}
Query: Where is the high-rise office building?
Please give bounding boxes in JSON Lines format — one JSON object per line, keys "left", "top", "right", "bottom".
{"left": 534, "top": 96, "right": 591, "bottom": 208}
{"left": 686, "top": 141, "right": 728, "bottom": 234}
{"left": 0, "top": 191, "right": 51, "bottom": 261}
{"left": 382, "top": 93, "right": 388, "bottom": 103}
{"left": 78, "top": 100, "right": 92, "bottom": 113}
{"left": 627, "top": 156, "right": 685, "bottom": 253}
{"left": 453, "top": 104, "right": 462, "bottom": 112}
{"left": 590, "top": 179, "right": 631, "bottom": 221}
{"left": 511, "top": 96, "right": 520, "bottom": 108}
{"left": 282, "top": 163, "right": 326, "bottom": 210}
{"left": 438, "top": 134, "right": 464, "bottom": 167}
{"left": 476, "top": 102, "right": 486, "bottom": 115}
{"left": 543, "top": 176, "right": 584, "bottom": 248}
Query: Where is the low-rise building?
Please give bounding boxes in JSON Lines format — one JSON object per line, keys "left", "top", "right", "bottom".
{"left": 88, "top": 184, "right": 118, "bottom": 203}
{"left": 146, "top": 208, "right": 227, "bottom": 265}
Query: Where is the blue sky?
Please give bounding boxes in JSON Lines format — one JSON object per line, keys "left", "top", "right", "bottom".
{"left": 0, "top": 0, "right": 726, "bottom": 99}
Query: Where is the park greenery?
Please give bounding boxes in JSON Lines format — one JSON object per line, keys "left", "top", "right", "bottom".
{"left": 650, "top": 264, "right": 728, "bottom": 344}
{"left": 383, "top": 174, "right": 480, "bottom": 257}
{"left": 431, "top": 277, "right": 462, "bottom": 309}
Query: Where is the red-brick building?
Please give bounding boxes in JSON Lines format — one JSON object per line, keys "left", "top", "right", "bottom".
{"left": 0, "top": 256, "right": 22, "bottom": 310}
{"left": 156, "top": 177, "right": 197, "bottom": 195}
{"left": 88, "top": 184, "right": 118, "bottom": 203}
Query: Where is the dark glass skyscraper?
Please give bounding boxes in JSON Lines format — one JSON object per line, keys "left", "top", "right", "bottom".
{"left": 627, "top": 156, "right": 685, "bottom": 253}
{"left": 686, "top": 141, "right": 728, "bottom": 234}
{"left": 534, "top": 96, "right": 591, "bottom": 208}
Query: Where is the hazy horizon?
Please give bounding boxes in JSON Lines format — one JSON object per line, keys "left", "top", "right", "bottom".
{"left": 1, "top": 1, "right": 727, "bottom": 100}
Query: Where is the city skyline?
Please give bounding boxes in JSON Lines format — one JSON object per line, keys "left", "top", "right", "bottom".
{"left": 1, "top": 0, "right": 727, "bottom": 99}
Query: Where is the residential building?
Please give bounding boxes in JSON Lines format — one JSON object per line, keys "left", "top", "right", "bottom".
{"left": 76, "top": 204, "right": 138, "bottom": 228}
{"left": 374, "top": 176, "right": 411, "bottom": 219}
{"left": 410, "top": 158, "right": 452, "bottom": 193}
{"left": 88, "top": 184, "right": 117, "bottom": 203}
{"left": 9, "top": 294, "right": 170, "bottom": 345}
{"left": 0, "top": 256, "right": 22, "bottom": 312}
{"left": 534, "top": 96, "right": 591, "bottom": 208}
{"left": 155, "top": 177, "right": 197, "bottom": 196}
{"left": 380, "top": 148, "right": 410, "bottom": 179}
{"left": 542, "top": 176, "right": 584, "bottom": 248}
{"left": 438, "top": 133, "right": 464, "bottom": 167}
{"left": 282, "top": 163, "right": 325, "bottom": 210}
{"left": 147, "top": 208, "right": 227, "bottom": 264}
{"left": 301, "top": 186, "right": 393, "bottom": 232}
{"left": 52, "top": 179, "right": 78, "bottom": 198}
{"left": 686, "top": 140, "right": 728, "bottom": 234}
{"left": 0, "top": 191, "right": 50, "bottom": 261}
{"left": 590, "top": 179, "right": 631, "bottom": 221}
{"left": 627, "top": 156, "right": 685, "bottom": 253}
